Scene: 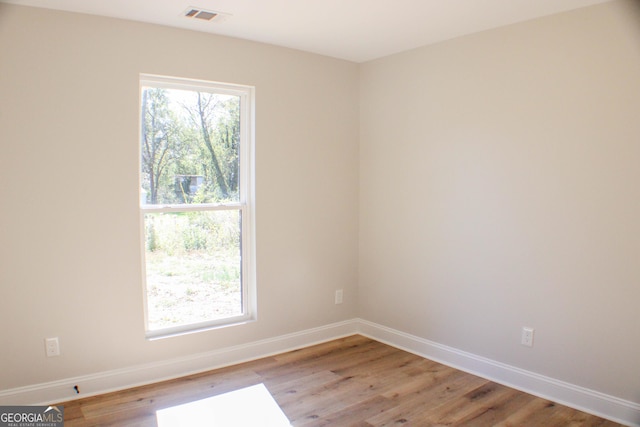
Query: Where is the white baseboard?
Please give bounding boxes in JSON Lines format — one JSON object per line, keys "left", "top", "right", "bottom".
{"left": 0, "top": 319, "right": 359, "bottom": 406}
{"left": 356, "top": 318, "right": 640, "bottom": 427}
{"left": 2, "top": 318, "right": 638, "bottom": 427}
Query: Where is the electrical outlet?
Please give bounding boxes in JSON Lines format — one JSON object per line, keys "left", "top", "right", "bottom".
{"left": 521, "top": 327, "right": 534, "bottom": 347}
{"left": 335, "top": 289, "right": 343, "bottom": 305}
{"left": 45, "top": 337, "right": 60, "bottom": 357}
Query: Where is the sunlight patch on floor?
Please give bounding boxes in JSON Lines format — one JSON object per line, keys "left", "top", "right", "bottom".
{"left": 156, "top": 383, "right": 291, "bottom": 426}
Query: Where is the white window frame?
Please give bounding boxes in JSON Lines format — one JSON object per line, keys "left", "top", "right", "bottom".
{"left": 139, "top": 74, "right": 256, "bottom": 339}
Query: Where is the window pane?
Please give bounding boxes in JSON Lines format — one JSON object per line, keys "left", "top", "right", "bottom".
{"left": 140, "top": 87, "right": 240, "bottom": 205}
{"left": 144, "top": 210, "right": 242, "bottom": 331}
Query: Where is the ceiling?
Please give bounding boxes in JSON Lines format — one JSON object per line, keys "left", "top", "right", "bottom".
{"left": 1, "top": 0, "right": 612, "bottom": 62}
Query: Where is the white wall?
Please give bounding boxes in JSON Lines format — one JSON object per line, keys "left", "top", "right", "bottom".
{"left": 359, "top": 0, "right": 640, "bottom": 404}
{"left": 0, "top": 4, "right": 359, "bottom": 392}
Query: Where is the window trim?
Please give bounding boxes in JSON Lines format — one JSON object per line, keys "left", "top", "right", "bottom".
{"left": 138, "top": 74, "right": 256, "bottom": 340}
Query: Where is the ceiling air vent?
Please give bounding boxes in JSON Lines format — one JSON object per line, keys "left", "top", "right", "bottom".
{"left": 183, "top": 7, "right": 219, "bottom": 21}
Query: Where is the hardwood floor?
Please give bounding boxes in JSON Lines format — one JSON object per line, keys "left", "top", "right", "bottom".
{"left": 57, "top": 335, "right": 621, "bottom": 426}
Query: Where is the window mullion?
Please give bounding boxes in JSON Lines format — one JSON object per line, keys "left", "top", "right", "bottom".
{"left": 141, "top": 203, "right": 244, "bottom": 214}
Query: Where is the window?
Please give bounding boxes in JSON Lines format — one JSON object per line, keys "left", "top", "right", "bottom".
{"left": 139, "top": 74, "right": 255, "bottom": 338}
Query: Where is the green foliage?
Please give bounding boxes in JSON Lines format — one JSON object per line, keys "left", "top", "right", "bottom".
{"left": 146, "top": 221, "right": 158, "bottom": 252}
{"left": 144, "top": 211, "right": 239, "bottom": 256}
{"left": 140, "top": 87, "right": 240, "bottom": 206}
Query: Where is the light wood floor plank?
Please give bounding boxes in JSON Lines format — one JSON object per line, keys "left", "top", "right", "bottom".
{"left": 55, "top": 335, "right": 622, "bottom": 426}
